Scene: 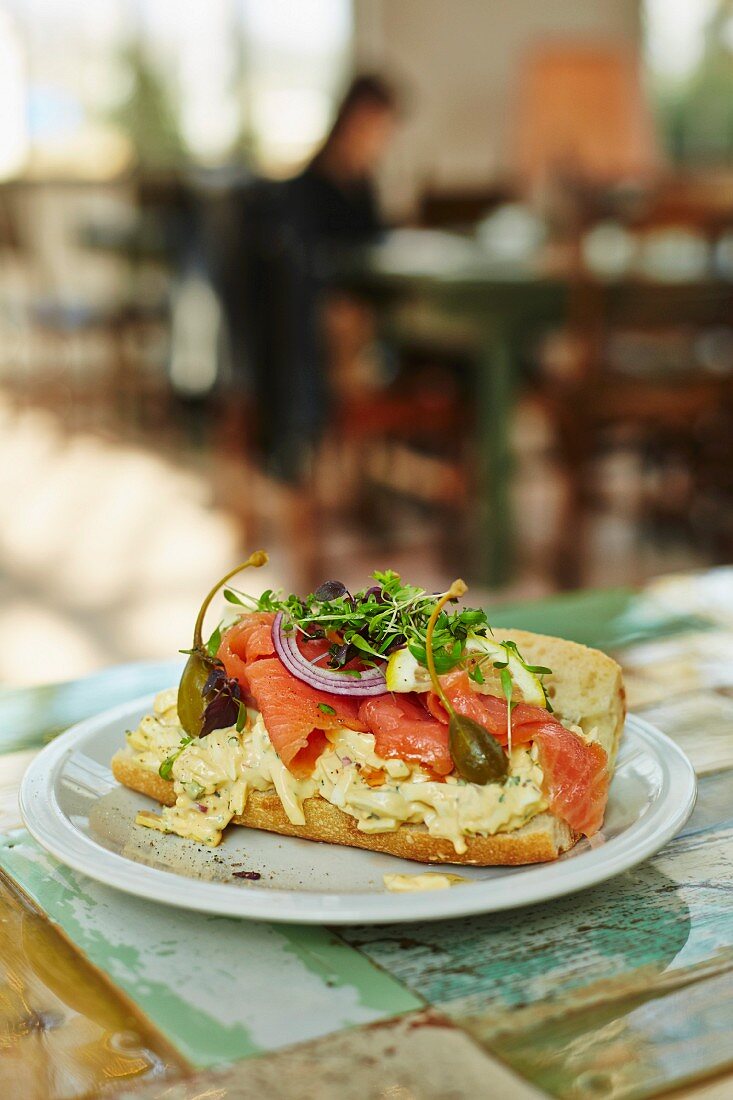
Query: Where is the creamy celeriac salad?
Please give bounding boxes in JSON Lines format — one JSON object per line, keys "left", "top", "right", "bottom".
{"left": 129, "top": 689, "right": 549, "bottom": 852}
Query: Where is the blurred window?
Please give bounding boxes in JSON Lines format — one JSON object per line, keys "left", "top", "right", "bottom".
{"left": 0, "top": 10, "right": 28, "bottom": 178}
{"left": 3, "top": 0, "right": 352, "bottom": 178}
{"left": 243, "top": 0, "right": 352, "bottom": 174}
{"left": 644, "top": 0, "right": 733, "bottom": 164}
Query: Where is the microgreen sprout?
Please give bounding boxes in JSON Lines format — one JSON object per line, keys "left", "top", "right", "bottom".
{"left": 159, "top": 736, "right": 193, "bottom": 780}
{"left": 250, "top": 569, "right": 493, "bottom": 674}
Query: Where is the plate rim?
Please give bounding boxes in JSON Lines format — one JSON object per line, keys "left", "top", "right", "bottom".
{"left": 19, "top": 693, "right": 698, "bottom": 924}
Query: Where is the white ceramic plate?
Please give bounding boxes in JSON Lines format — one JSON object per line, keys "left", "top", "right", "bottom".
{"left": 20, "top": 694, "right": 697, "bottom": 924}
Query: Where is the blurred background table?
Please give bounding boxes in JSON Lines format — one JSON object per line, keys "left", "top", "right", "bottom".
{"left": 64, "top": 213, "right": 733, "bottom": 592}
{"left": 339, "top": 243, "right": 568, "bottom": 585}
{"left": 4, "top": 567, "right": 733, "bottom": 1099}
{"left": 341, "top": 237, "right": 733, "bottom": 585}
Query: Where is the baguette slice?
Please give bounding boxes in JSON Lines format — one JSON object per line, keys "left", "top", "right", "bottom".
{"left": 112, "top": 749, "right": 578, "bottom": 864}
{"left": 112, "top": 630, "right": 624, "bottom": 866}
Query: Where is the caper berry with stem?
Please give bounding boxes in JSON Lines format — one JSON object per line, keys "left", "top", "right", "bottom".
{"left": 424, "top": 579, "right": 508, "bottom": 785}
{"left": 177, "top": 550, "right": 268, "bottom": 737}
{"left": 177, "top": 650, "right": 212, "bottom": 739}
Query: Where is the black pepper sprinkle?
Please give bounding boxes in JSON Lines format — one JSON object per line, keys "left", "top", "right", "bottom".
{"left": 233, "top": 870, "right": 261, "bottom": 880}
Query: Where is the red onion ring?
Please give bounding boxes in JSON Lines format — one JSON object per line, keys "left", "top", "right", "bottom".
{"left": 272, "top": 612, "right": 388, "bottom": 696}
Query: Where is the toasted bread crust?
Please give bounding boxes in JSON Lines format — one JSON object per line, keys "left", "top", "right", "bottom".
{"left": 112, "top": 751, "right": 579, "bottom": 865}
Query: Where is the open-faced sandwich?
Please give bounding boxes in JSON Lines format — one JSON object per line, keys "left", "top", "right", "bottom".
{"left": 112, "top": 552, "right": 625, "bottom": 865}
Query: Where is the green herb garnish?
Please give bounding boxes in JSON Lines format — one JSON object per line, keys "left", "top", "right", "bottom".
{"left": 211, "top": 566, "right": 552, "bottom": 742}
{"left": 468, "top": 662, "right": 484, "bottom": 685}
{"left": 205, "top": 624, "right": 222, "bottom": 658}
{"left": 223, "top": 589, "right": 248, "bottom": 606}
{"left": 159, "top": 736, "right": 193, "bottom": 780}
{"left": 494, "top": 660, "right": 515, "bottom": 753}
{"left": 253, "top": 569, "right": 492, "bottom": 674}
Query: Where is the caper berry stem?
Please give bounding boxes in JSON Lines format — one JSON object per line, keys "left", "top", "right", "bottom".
{"left": 424, "top": 578, "right": 467, "bottom": 713}
{"left": 192, "top": 550, "right": 268, "bottom": 650}
{"left": 425, "top": 579, "right": 508, "bottom": 785}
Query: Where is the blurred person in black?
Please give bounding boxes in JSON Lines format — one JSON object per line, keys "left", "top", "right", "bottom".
{"left": 224, "top": 75, "right": 401, "bottom": 483}
{"left": 290, "top": 73, "right": 398, "bottom": 246}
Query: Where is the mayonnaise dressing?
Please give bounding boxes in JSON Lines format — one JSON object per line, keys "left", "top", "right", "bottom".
{"left": 383, "top": 872, "right": 468, "bottom": 892}
{"left": 129, "top": 691, "right": 548, "bottom": 850}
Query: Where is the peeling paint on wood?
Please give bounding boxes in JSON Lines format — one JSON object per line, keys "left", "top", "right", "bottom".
{"left": 341, "top": 827, "right": 733, "bottom": 1017}
{"left": 339, "top": 794, "right": 733, "bottom": 1098}
{"left": 473, "top": 962, "right": 733, "bottom": 1099}
{"left": 112, "top": 1011, "right": 546, "bottom": 1100}
{"left": 635, "top": 693, "right": 733, "bottom": 775}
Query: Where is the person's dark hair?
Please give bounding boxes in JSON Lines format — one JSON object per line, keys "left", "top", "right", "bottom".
{"left": 310, "top": 73, "right": 401, "bottom": 167}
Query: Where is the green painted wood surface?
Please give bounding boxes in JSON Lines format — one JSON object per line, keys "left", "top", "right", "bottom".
{"left": 339, "top": 815, "right": 733, "bottom": 1016}
{"left": 473, "top": 960, "right": 733, "bottom": 1100}
{"left": 0, "top": 831, "right": 421, "bottom": 1068}
{"left": 0, "top": 868, "right": 190, "bottom": 1097}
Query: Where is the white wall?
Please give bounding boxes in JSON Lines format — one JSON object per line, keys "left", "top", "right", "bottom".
{"left": 353, "top": 0, "right": 641, "bottom": 217}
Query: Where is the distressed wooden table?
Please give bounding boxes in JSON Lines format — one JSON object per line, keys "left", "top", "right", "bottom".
{"left": 3, "top": 569, "right": 733, "bottom": 1099}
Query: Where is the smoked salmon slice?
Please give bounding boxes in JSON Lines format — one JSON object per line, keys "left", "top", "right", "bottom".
{"left": 529, "top": 725, "right": 608, "bottom": 836}
{"left": 245, "top": 657, "right": 367, "bottom": 771}
{"left": 358, "top": 695, "right": 452, "bottom": 775}
{"left": 218, "top": 612, "right": 275, "bottom": 689}
{"left": 429, "top": 671, "right": 609, "bottom": 834}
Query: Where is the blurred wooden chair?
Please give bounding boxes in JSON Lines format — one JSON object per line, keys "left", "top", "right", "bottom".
{"left": 325, "top": 363, "right": 470, "bottom": 570}
{"left": 534, "top": 278, "right": 733, "bottom": 587}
